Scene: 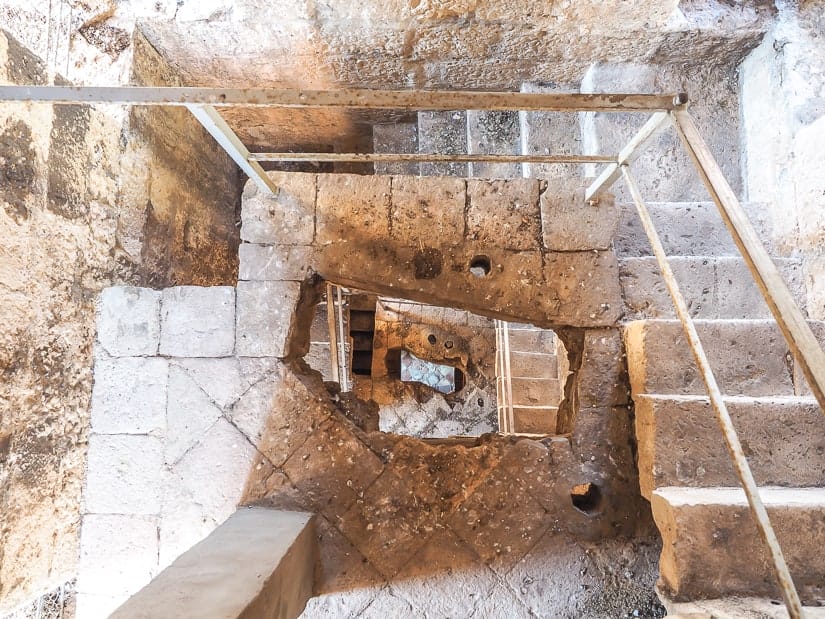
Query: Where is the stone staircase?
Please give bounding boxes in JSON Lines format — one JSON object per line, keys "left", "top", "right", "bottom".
{"left": 618, "top": 201, "right": 825, "bottom": 610}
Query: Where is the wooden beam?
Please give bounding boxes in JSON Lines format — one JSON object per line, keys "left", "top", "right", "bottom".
{"left": 185, "top": 104, "right": 278, "bottom": 195}
{"left": 672, "top": 109, "right": 825, "bottom": 413}
{"left": 585, "top": 111, "right": 671, "bottom": 201}
{"left": 0, "top": 85, "right": 687, "bottom": 112}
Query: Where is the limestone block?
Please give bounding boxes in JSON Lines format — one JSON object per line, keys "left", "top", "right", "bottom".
{"left": 113, "top": 509, "right": 315, "bottom": 619}
{"left": 508, "top": 352, "right": 558, "bottom": 379}
{"left": 240, "top": 172, "right": 315, "bottom": 245}
{"left": 84, "top": 434, "right": 163, "bottom": 515}
{"left": 624, "top": 319, "right": 796, "bottom": 396}
{"left": 390, "top": 175, "right": 465, "bottom": 247}
{"left": 159, "top": 286, "right": 235, "bottom": 357}
{"left": 373, "top": 122, "right": 419, "bottom": 175}
{"left": 620, "top": 256, "right": 806, "bottom": 319}
{"left": 466, "top": 110, "right": 521, "bottom": 178}
{"left": 91, "top": 357, "right": 167, "bottom": 435}
{"left": 96, "top": 287, "right": 160, "bottom": 356}
{"left": 577, "top": 328, "right": 629, "bottom": 408}
{"left": 238, "top": 243, "right": 313, "bottom": 281}
{"left": 519, "top": 82, "right": 582, "bottom": 180}
{"left": 542, "top": 250, "right": 623, "bottom": 325}
{"left": 512, "top": 406, "right": 558, "bottom": 434}
{"left": 235, "top": 280, "right": 302, "bottom": 357}
{"left": 510, "top": 377, "right": 561, "bottom": 406}
{"left": 77, "top": 514, "right": 158, "bottom": 597}
{"left": 165, "top": 366, "right": 223, "bottom": 465}
{"left": 466, "top": 179, "right": 541, "bottom": 251}
{"left": 507, "top": 327, "right": 556, "bottom": 352}
{"left": 541, "top": 181, "right": 618, "bottom": 251}
{"left": 652, "top": 487, "right": 825, "bottom": 602}
{"left": 635, "top": 395, "right": 825, "bottom": 498}
{"left": 74, "top": 593, "right": 131, "bottom": 619}
{"left": 174, "top": 357, "right": 246, "bottom": 410}
{"left": 316, "top": 174, "right": 391, "bottom": 246}
{"left": 418, "top": 110, "right": 468, "bottom": 177}
{"left": 305, "top": 342, "right": 334, "bottom": 381}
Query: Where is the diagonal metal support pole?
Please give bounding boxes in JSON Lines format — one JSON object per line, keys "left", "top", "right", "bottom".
{"left": 585, "top": 110, "right": 672, "bottom": 202}
{"left": 621, "top": 165, "right": 805, "bottom": 619}
{"left": 185, "top": 104, "right": 278, "bottom": 195}
{"left": 672, "top": 109, "right": 825, "bottom": 413}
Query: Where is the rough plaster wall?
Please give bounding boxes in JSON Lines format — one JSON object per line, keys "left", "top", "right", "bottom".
{"left": 740, "top": 0, "right": 825, "bottom": 320}
{"left": 0, "top": 31, "right": 240, "bottom": 612}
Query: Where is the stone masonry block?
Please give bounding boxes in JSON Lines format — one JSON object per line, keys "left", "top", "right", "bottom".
{"left": 238, "top": 243, "right": 313, "bottom": 281}
{"left": 373, "top": 122, "right": 419, "bottom": 175}
{"left": 467, "top": 179, "right": 541, "bottom": 251}
{"left": 165, "top": 365, "right": 223, "bottom": 465}
{"left": 541, "top": 180, "right": 618, "bottom": 251}
{"left": 241, "top": 172, "right": 315, "bottom": 245}
{"left": 317, "top": 174, "right": 391, "bottom": 246}
{"left": 159, "top": 286, "right": 235, "bottom": 357}
{"left": 96, "top": 287, "right": 160, "bottom": 356}
{"left": 175, "top": 357, "right": 246, "bottom": 410}
{"left": 418, "top": 110, "right": 468, "bottom": 177}
{"left": 91, "top": 357, "right": 168, "bottom": 435}
{"left": 542, "top": 251, "right": 623, "bottom": 326}
{"left": 577, "top": 328, "right": 629, "bottom": 408}
{"left": 84, "top": 434, "right": 163, "bottom": 515}
{"left": 390, "top": 175, "right": 465, "bottom": 247}
{"left": 236, "top": 280, "right": 302, "bottom": 357}
{"left": 77, "top": 514, "right": 158, "bottom": 597}
{"left": 467, "top": 110, "right": 521, "bottom": 178}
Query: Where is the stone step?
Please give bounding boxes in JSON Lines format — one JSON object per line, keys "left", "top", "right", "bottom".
{"left": 506, "top": 328, "right": 557, "bottom": 353}
{"left": 652, "top": 486, "right": 825, "bottom": 603}
{"left": 615, "top": 201, "right": 775, "bottom": 257}
{"left": 624, "top": 319, "right": 823, "bottom": 397}
{"left": 467, "top": 110, "right": 521, "bottom": 178}
{"left": 663, "top": 595, "right": 825, "bottom": 618}
{"left": 418, "top": 111, "right": 468, "bottom": 177}
{"left": 372, "top": 122, "right": 419, "bottom": 175}
{"left": 507, "top": 351, "right": 558, "bottom": 379}
{"left": 509, "top": 377, "right": 562, "bottom": 407}
{"left": 510, "top": 405, "right": 558, "bottom": 434}
{"left": 620, "top": 256, "right": 806, "bottom": 320}
{"left": 635, "top": 394, "right": 825, "bottom": 499}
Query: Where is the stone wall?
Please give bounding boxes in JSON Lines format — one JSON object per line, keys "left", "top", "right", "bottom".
{"left": 79, "top": 283, "right": 661, "bottom": 618}
{"left": 0, "top": 31, "right": 240, "bottom": 612}
{"left": 740, "top": 1, "right": 825, "bottom": 320}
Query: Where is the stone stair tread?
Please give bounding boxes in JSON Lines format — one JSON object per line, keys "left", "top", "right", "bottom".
{"left": 663, "top": 596, "right": 825, "bottom": 618}
{"left": 620, "top": 256, "right": 805, "bottom": 320}
{"left": 652, "top": 486, "right": 825, "bottom": 603}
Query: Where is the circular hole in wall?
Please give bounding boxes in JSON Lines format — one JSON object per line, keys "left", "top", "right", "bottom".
{"left": 570, "top": 482, "right": 603, "bottom": 515}
{"left": 427, "top": 334, "right": 437, "bottom": 345}
{"left": 469, "top": 255, "right": 491, "bottom": 277}
{"left": 444, "top": 340, "right": 454, "bottom": 349}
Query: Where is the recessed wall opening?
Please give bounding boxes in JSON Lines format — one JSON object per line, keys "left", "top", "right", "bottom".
{"left": 304, "top": 286, "right": 571, "bottom": 439}
{"left": 570, "top": 482, "right": 603, "bottom": 515}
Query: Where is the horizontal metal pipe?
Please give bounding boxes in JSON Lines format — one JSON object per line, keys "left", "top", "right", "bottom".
{"left": 248, "top": 152, "right": 616, "bottom": 164}
{"left": 0, "top": 86, "right": 687, "bottom": 112}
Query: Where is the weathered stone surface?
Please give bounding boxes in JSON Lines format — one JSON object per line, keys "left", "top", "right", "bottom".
{"left": 111, "top": 509, "right": 315, "bottom": 619}
{"left": 373, "top": 122, "right": 419, "bottom": 175}
{"left": 164, "top": 366, "right": 224, "bottom": 465}
{"left": 77, "top": 514, "right": 158, "bottom": 597}
{"left": 238, "top": 243, "right": 313, "bottom": 281}
{"left": 624, "top": 319, "right": 797, "bottom": 396}
{"left": 519, "top": 81, "right": 582, "bottom": 180}
{"left": 620, "top": 256, "right": 806, "bottom": 319}
{"left": 174, "top": 357, "right": 246, "bottom": 410}
{"left": 542, "top": 250, "right": 624, "bottom": 325}
{"left": 510, "top": 378, "right": 562, "bottom": 406}
{"left": 512, "top": 406, "right": 558, "bottom": 434}
{"left": 466, "top": 179, "right": 541, "bottom": 251}
{"left": 577, "top": 328, "right": 629, "bottom": 408}
{"left": 159, "top": 287, "right": 235, "bottom": 357}
{"left": 316, "top": 174, "right": 391, "bottom": 246}
{"left": 390, "top": 175, "right": 465, "bottom": 247}
{"left": 614, "top": 201, "right": 774, "bottom": 258}
{"left": 541, "top": 181, "right": 619, "bottom": 251}
{"left": 90, "top": 357, "right": 168, "bottom": 435}
{"left": 509, "top": 351, "right": 558, "bottom": 379}
{"left": 96, "top": 287, "right": 161, "bottom": 357}
{"left": 84, "top": 434, "right": 163, "bottom": 515}
{"left": 635, "top": 395, "right": 825, "bottom": 498}
{"left": 466, "top": 110, "right": 521, "bottom": 178}
{"left": 652, "top": 486, "right": 825, "bottom": 603}
{"left": 282, "top": 417, "right": 384, "bottom": 518}
{"left": 418, "top": 111, "right": 468, "bottom": 177}
{"left": 235, "top": 280, "right": 302, "bottom": 357}
{"left": 240, "top": 172, "right": 315, "bottom": 245}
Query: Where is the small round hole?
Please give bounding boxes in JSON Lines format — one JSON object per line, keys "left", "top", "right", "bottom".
{"left": 427, "top": 334, "right": 437, "bottom": 345}
{"left": 570, "top": 482, "right": 603, "bottom": 515}
{"left": 477, "top": 398, "right": 484, "bottom": 407}
{"left": 444, "top": 340, "right": 454, "bottom": 349}
{"left": 469, "top": 255, "right": 491, "bottom": 278}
